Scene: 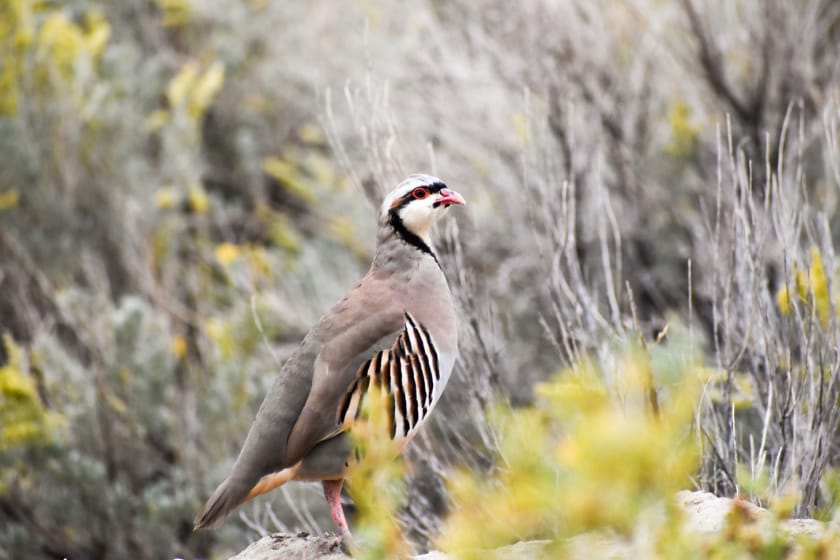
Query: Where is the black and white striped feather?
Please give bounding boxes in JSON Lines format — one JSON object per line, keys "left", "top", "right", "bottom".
{"left": 337, "top": 311, "right": 442, "bottom": 442}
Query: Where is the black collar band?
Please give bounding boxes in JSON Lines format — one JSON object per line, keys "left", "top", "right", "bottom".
{"left": 388, "top": 209, "right": 440, "bottom": 267}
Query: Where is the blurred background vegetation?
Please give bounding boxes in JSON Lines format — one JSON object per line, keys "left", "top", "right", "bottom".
{"left": 3, "top": 0, "right": 840, "bottom": 558}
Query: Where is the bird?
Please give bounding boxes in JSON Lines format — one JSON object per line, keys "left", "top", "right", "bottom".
{"left": 194, "top": 174, "right": 466, "bottom": 544}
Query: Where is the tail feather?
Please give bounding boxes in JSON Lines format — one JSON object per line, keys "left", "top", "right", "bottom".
{"left": 194, "top": 476, "right": 248, "bottom": 530}
{"left": 194, "top": 464, "right": 301, "bottom": 530}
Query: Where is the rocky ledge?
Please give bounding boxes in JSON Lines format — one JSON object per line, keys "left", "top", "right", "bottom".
{"left": 229, "top": 491, "right": 834, "bottom": 559}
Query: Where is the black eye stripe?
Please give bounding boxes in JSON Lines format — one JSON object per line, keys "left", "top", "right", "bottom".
{"left": 397, "top": 182, "right": 445, "bottom": 208}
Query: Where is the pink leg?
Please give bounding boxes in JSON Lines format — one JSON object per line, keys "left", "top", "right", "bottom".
{"left": 323, "top": 479, "right": 352, "bottom": 540}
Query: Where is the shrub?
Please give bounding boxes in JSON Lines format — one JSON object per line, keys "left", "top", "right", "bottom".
{"left": 2, "top": 0, "right": 840, "bottom": 558}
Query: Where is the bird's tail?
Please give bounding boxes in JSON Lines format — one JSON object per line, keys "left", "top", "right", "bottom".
{"left": 194, "top": 476, "right": 246, "bottom": 530}
{"left": 194, "top": 464, "right": 300, "bottom": 530}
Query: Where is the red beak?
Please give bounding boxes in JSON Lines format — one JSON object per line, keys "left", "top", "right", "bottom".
{"left": 436, "top": 188, "right": 466, "bottom": 207}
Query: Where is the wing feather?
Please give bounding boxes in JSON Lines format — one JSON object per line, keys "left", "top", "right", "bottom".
{"left": 336, "top": 311, "right": 444, "bottom": 443}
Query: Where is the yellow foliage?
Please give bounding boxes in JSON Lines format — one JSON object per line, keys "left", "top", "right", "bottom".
{"left": 155, "top": 183, "right": 211, "bottom": 213}
{"left": 262, "top": 157, "right": 317, "bottom": 204}
{"left": 154, "top": 0, "right": 193, "bottom": 27}
{"left": 215, "top": 242, "right": 242, "bottom": 267}
{"left": 307, "top": 153, "right": 339, "bottom": 189}
{"left": 268, "top": 215, "right": 301, "bottom": 253}
{"left": 0, "top": 0, "right": 31, "bottom": 114}
{"left": 700, "top": 367, "right": 755, "bottom": 410}
{"left": 255, "top": 205, "right": 301, "bottom": 253}
{"left": 776, "top": 285, "right": 792, "bottom": 316}
{"left": 808, "top": 248, "right": 830, "bottom": 327}
{"left": 190, "top": 62, "right": 225, "bottom": 119}
{"left": 0, "top": 335, "right": 52, "bottom": 451}
{"left": 347, "top": 384, "right": 410, "bottom": 558}
{"left": 146, "top": 109, "right": 171, "bottom": 131}
{"left": 438, "top": 347, "right": 700, "bottom": 557}
{"left": 0, "top": 0, "right": 109, "bottom": 114}
{"left": 245, "top": 246, "right": 272, "bottom": 278}
{"left": 776, "top": 248, "right": 833, "bottom": 328}
{"left": 167, "top": 63, "right": 199, "bottom": 107}
{"left": 82, "top": 11, "right": 110, "bottom": 59}
{"left": 154, "top": 186, "right": 178, "bottom": 209}
{"left": 37, "top": 10, "right": 109, "bottom": 80}
{"left": 296, "top": 122, "right": 326, "bottom": 145}
{"left": 0, "top": 0, "right": 34, "bottom": 51}
{"left": 166, "top": 61, "right": 225, "bottom": 120}
{"left": 38, "top": 14, "right": 85, "bottom": 77}
{"left": 171, "top": 334, "right": 188, "bottom": 360}
{"left": 0, "top": 188, "right": 19, "bottom": 211}
{"left": 204, "top": 317, "right": 235, "bottom": 359}
{"left": 664, "top": 100, "right": 700, "bottom": 158}
{"left": 187, "top": 182, "right": 209, "bottom": 213}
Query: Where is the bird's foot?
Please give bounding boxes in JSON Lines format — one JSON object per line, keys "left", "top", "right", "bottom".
{"left": 323, "top": 479, "right": 359, "bottom": 554}
{"left": 327, "top": 530, "right": 358, "bottom": 556}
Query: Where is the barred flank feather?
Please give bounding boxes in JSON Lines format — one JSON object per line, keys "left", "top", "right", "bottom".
{"left": 337, "top": 312, "right": 441, "bottom": 441}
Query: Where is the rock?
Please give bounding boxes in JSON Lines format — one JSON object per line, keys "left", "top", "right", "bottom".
{"left": 676, "top": 490, "right": 829, "bottom": 539}
{"left": 227, "top": 491, "right": 832, "bottom": 559}
{"left": 414, "top": 540, "right": 552, "bottom": 560}
{"left": 228, "top": 532, "right": 349, "bottom": 560}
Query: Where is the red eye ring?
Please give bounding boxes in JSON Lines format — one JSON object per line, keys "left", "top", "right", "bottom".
{"left": 412, "top": 187, "right": 429, "bottom": 199}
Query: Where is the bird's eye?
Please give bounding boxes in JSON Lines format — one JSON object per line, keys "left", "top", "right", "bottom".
{"left": 412, "top": 187, "right": 429, "bottom": 199}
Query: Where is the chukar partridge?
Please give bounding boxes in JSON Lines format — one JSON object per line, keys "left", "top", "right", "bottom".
{"left": 194, "top": 174, "right": 465, "bottom": 543}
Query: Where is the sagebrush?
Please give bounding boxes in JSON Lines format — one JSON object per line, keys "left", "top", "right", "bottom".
{"left": 2, "top": 0, "right": 840, "bottom": 558}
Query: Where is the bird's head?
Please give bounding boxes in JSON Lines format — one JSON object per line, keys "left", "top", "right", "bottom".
{"left": 380, "top": 174, "right": 466, "bottom": 245}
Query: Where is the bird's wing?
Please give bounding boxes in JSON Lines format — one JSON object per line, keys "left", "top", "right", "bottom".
{"left": 194, "top": 274, "right": 405, "bottom": 529}
{"left": 290, "top": 310, "right": 448, "bottom": 482}
{"left": 282, "top": 302, "right": 406, "bottom": 465}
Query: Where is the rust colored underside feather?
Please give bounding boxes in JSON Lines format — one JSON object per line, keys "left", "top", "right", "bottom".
{"left": 194, "top": 463, "right": 300, "bottom": 530}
